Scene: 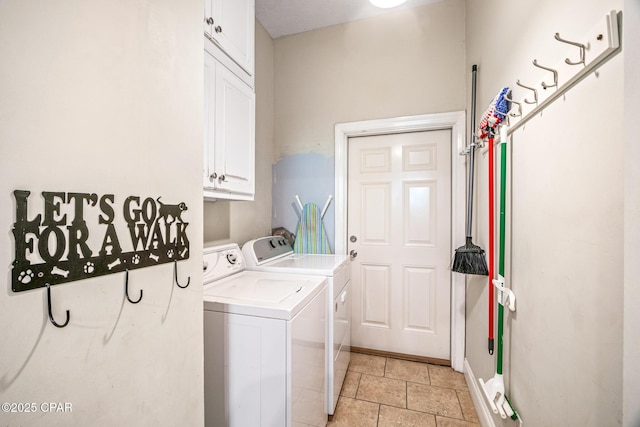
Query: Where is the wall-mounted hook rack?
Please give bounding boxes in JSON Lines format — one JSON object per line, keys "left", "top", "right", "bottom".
{"left": 554, "top": 32, "right": 586, "bottom": 66}
{"left": 12, "top": 190, "right": 192, "bottom": 329}
{"left": 124, "top": 269, "right": 143, "bottom": 304}
{"left": 46, "top": 283, "right": 70, "bottom": 328}
{"left": 506, "top": 10, "right": 620, "bottom": 136}
{"left": 532, "top": 60, "right": 558, "bottom": 90}
{"left": 174, "top": 260, "right": 190, "bottom": 289}
{"left": 516, "top": 80, "right": 538, "bottom": 105}
{"left": 504, "top": 93, "right": 522, "bottom": 117}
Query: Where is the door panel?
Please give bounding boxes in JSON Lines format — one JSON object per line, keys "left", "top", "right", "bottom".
{"left": 361, "top": 183, "right": 391, "bottom": 244}
{"left": 361, "top": 263, "right": 390, "bottom": 327}
{"left": 348, "top": 130, "right": 452, "bottom": 359}
{"left": 404, "top": 266, "right": 435, "bottom": 332}
{"left": 404, "top": 181, "right": 436, "bottom": 245}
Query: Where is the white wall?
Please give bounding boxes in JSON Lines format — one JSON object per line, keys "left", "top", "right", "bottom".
{"left": 272, "top": 0, "right": 466, "bottom": 248}
{"left": 203, "top": 20, "right": 274, "bottom": 247}
{"left": 623, "top": 1, "right": 640, "bottom": 426}
{"left": 0, "top": 1, "right": 204, "bottom": 426}
{"left": 274, "top": 0, "right": 466, "bottom": 157}
{"left": 465, "top": 1, "right": 624, "bottom": 425}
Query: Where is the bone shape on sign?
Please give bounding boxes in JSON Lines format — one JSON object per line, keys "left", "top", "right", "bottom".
{"left": 149, "top": 254, "right": 159, "bottom": 262}
{"left": 180, "top": 248, "right": 188, "bottom": 258}
{"left": 107, "top": 258, "right": 122, "bottom": 270}
{"left": 51, "top": 266, "right": 69, "bottom": 278}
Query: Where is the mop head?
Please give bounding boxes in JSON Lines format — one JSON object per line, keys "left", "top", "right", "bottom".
{"left": 451, "top": 237, "right": 489, "bottom": 275}
{"left": 478, "top": 87, "right": 510, "bottom": 139}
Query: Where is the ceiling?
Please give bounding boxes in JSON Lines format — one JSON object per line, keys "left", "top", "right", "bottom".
{"left": 256, "top": 0, "right": 443, "bottom": 39}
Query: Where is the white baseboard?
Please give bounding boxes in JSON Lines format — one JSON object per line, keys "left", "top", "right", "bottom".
{"left": 463, "top": 358, "right": 497, "bottom": 427}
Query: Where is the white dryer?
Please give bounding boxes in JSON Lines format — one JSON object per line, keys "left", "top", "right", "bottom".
{"left": 203, "top": 243, "right": 328, "bottom": 427}
{"left": 242, "top": 236, "right": 351, "bottom": 415}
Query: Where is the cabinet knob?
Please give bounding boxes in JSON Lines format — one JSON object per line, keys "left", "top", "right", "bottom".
{"left": 209, "top": 172, "right": 217, "bottom": 181}
{"left": 215, "top": 25, "right": 223, "bottom": 33}
{"left": 206, "top": 17, "right": 214, "bottom": 25}
{"left": 218, "top": 174, "right": 226, "bottom": 182}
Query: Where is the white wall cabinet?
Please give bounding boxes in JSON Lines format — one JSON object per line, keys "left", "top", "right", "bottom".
{"left": 204, "top": 0, "right": 255, "bottom": 78}
{"left": 204, "top": 50, "right": 255, "bottom": 201}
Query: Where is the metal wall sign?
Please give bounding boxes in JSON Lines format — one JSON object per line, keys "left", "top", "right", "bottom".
{"left": 11, "top": 190, "right": 190, "bottom": 292}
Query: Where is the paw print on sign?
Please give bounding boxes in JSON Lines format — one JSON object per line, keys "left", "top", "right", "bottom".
{"left": 83, "top": 262, "right": 95, "bottom": 274}
{"left": 132, "top": 254, "right": 140, "bottom": 265}
{"left": 18, "top": 269, "right": 34, "bottom": 284}
{"left": 167, "top": 249, "right": 175, "bottom": 259}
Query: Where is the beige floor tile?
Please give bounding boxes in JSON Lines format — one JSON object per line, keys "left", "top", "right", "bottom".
{"left": 428, "top": 365, "right": 468, "bottom": 390}
{"left": 378, "top": 404, "right": 437, "bottom": 427}
{"left": 456, "top": 389, "right": 479, "bottom": 422}
{"left": 348, "top": 353, "right": 386, "bottom": 377}
{"left": 327, "top": 396, "right": 379, "bottom": 427}
{"left": 385, "top": 358, "right": 431, "bottom": 385}
{"left": 340, "top": 371, "right": 361, "bottom": 398}
{"left": 435, "top": 415, "right": 481, "bottom": 427}
{"left": 407, "top": 382, "right": 463, "bottom": 419}
{"left": 336, "top": 354, "right": 483, "bottom": 427}
{"left": 356, "top": 373, "right": 407, "bottom": 408}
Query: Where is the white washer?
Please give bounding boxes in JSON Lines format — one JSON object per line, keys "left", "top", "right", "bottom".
{"left": 242, "top": 237, "right": 351, "bottom": 415}
{"left": 203, "top": 243, "right": 328, "bottom": 427}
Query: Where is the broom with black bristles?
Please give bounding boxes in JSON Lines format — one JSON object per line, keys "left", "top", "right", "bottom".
{"left": 451, "top": 65, "right": 488, "bottom": 276}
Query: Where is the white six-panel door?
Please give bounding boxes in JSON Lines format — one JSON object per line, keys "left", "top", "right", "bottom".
{"left": 347, "top": 129, "right": 452, "bottom": 360}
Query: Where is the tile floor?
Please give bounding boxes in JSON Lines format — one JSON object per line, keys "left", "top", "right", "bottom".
{"left": 327, "top": 353, "right": 480, "bottom": 427}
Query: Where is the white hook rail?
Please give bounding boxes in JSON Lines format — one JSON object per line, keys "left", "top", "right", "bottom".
{"left": 506, "top": 10, "right": 620, "bottom": 136}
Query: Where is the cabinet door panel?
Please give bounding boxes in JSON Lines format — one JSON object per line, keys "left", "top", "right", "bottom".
{"left": 206, "top": 0, "right": 254, "bottom": 76}
{"left": 203, "top": 51, "right": 217, "bottom": 189}
{"left": 214, "top": 64, "right": 255, "bottom": 196}
{"left": 219, "top": 0, "right": 254, "bottom": 74}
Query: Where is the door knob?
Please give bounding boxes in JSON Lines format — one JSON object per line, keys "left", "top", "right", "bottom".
{"left": 350, "top": 250, "right": 358, "bottom": 259}
{"left": 205, "top": 17, "right": 214, "bottom": 25}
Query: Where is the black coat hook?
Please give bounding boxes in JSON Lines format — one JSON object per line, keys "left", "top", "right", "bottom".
{"left": 46, "top": 283, "right": 70, "bottom": 328}
{"left": 124, "top": 269, "right": 143, "bottom": 304}
{"left": 174, "top": 260, "right": 190, "bottom": 289}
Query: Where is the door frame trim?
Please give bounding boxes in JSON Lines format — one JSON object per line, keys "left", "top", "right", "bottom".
{"left": 334, "top": 111, "right": 467, "bottom": 372}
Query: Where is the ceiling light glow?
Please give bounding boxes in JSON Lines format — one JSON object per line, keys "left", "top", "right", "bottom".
{"left": 369, "top": 0, "right": 408, "bottom": 8}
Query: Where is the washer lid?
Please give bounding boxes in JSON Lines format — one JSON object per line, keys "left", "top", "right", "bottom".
{"left": 207, "top": 276, "right": 306, "bottom": 303}
{"left": 203, "top": 271, "right": 327, "bottom": 320}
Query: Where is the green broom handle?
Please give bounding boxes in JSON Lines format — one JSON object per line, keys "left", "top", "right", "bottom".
{"left": 496, "top": 126, "right": 508, "bottom": 375}
{"left": 498, "top": 131, "right": 507, "bottom": 279}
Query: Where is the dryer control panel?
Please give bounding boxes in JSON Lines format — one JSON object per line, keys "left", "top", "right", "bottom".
{"left": 203, "top": 243, "right": 245, "bottom": 284}
{"left": 242, "top": 236, "right": 293, "bottom": 266}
